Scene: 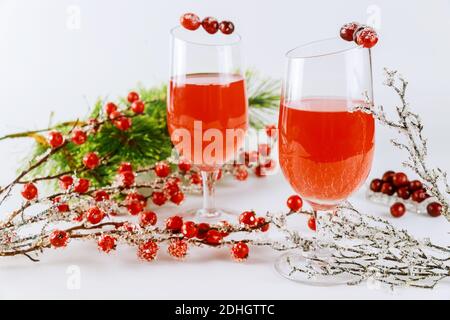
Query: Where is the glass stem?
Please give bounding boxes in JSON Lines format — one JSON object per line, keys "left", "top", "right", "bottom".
{"left": 313, "top": 210, "right": 334, "bottom": 247}
{"left": 200, "top": 170, "right": 218, "bottom": 217}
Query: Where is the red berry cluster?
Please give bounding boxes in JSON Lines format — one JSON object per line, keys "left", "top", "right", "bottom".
{"left": 370, "top": 171, "right": 442, "bottom": 218}
{"left": 180, "top": 13, "right": 235, "bottom": 35}
{"left": 339, "top": 22, "right": 378, "bottom": 49}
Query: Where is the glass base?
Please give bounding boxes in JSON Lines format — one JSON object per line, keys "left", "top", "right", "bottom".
{"left": 185, "top": 207, "right": 238, "bottom": 223}
{"left": 274, "top": 252, "right": 359, "bottom": 286}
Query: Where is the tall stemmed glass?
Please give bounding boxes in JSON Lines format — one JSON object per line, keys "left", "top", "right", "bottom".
{"left": 275, "top": 38, "right": 375, "bottom": 285}
{"left": 167, "top": 26, "right": 248, "bottom": 220}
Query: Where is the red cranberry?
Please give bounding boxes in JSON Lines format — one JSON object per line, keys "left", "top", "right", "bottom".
{"left": 21, "top": 183, "right": 38, "bottom": 201}
{"left": 392, "top": 172, "right": 409, "bottom": 187}
{"left": 131, "top": 101, "right": 145, "bottom": 114}
{"left": 307, "top": 216, "right": 316, "bottom": 231}
{"left": 340, "top": 22, "right": 360, "bottom": 41}
{"left": 287, "top": 195, "right": 303, "bottom": 212}
{"left": 74, "top": 178, "right": 90, "bottom": 194}
{"left": 382, "top": 171, "right": 395, "bottom": 183}
{"left": 427, "top": 202, "right": 442, "bottom": 217}
{"left": 71, "top": 129, "right": 87, "bottom": 145}
{"left": 118, "top": 162, "right": 133, "bottom": 173}
{"left": 219, "top": 21, "right": 235, "bottom": 35}
{"left": 50, "top": 230, "right": 69, "bottom": 248}
{"left": 239, "top": 211, "right": 257, "bottom": 227}
{"left": 180, "top": 13, "right": 201, "bottom": 31}
{"left": 152, "top": 191, "right": 167, "bottom": 206}
{"left": 202, "top": 17, "right": 219, "bottom": 34}
{"left": 396, "top": 187, "right": 411, "bottom": 200}
{"left": 231, "top": 242, "right": 249, "bottom": 261}
{"left": 355, "top": 27, "right": 378, "bottom": 48}
{"left": 104, "top": 102, "right": 118, "bottom": 115}
{"left": 205, "top": 230, "right": 223, "bottom": 245}
{"left": 139, "top": 211, "right": 157, "bottom": 227}
{"left": 369, "top": 179, "right": 382, "bottom": 192}
{"left": 86, "top": 207, "right": 105, "bottom": 224}
{"left": 411, "top": 190, "right": 427, "bottom": 203}
{"left": 170, "top": 192, "right": 185, "bottom": 205}
{"left": 409, "top": 180, "right": 423, "bottom": 192}
{"left": 98, "top": 235, "right": 116, "bottom": 253}
{"left": 127, "top": 91, "right": 140, "bottom": 104}
{"left": 381, "top": 182, "right": 395, "bottom": 196}
{"left": 48, "top": 131, "right": 64, "bottom": 148}
{"left": 196, "top": 223, "right": 210, "bottom": 240}
{"left": 166, "top": 216, "right": 183, "bottom": 232}
{"left": 59, "top": 175, "right": 74, "bottom": 190}
{"left": 390, "top": 202, "right": 406, "bottom": 218}
{"left": 83, "top": 152, "right": 100, "bottom": 170}
{"left": 181, "top": 221, "right": 198, "bottom": 239}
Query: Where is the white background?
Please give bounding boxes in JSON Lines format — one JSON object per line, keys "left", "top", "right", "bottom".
{"left": 0, "top": 0, "right": 449, "bottom": 300}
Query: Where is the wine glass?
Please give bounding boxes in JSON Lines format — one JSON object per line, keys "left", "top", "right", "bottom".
{"left": 275, "top": 37, "right": 375, "bottom": 285}
{"left": 167, "top": 26, "right": 248, "bottom": 221}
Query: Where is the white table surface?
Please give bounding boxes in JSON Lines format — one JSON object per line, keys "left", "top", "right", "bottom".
{"left": 1, "top": 168, "right": 449, "bottom": 300}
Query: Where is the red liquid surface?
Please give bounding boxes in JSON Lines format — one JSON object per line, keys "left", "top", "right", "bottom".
{"left": 279, "top": 98, "right": 375, "bottom": 210}
{"left": 168, "top": 73, "right": 248, "bottom": 169}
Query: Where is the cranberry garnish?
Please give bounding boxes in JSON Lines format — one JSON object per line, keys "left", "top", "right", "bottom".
{"left": 355, "top": 27, "right": 378, "bottom": 48}
{"left": 180, "top": 13, "right": 201, "bottom": 31}
{"left": 369, "top": 179, "right": 382, "bottom": 192}
{"left": 202, "top": 17, "right": 219, "bottom": 34}
{"left": 381, "top": 182, "right": 395, "bottom": 196}
{"left": 340, "top": 22, "right": 360, "bottom": 41}
{"left": 219, "top": 21, "right": 235, "bottom": 35}
{"left": 390, "top": 202, "right": 406, "bottom": 218}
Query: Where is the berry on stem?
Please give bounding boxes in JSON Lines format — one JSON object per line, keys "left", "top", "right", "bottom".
{"left": 287, "top": 195, "right": 303, "bottom": 212}
{"left": 139, "top": 211, "right": 157, "bottom": 227}
{"left": 83, "top": 152, "right": 100, "bottom": 170}
{"left": 59, "top": 175, "right": 74, "bottom": 190}
{"left": 234, "top": 166, "right": 249, "bottom": 181}
{"left": 231, "top": 242, "right": 249, "bottom": 261}
{"left": 127, "top": 91, "right": 140, "bottom": 104}
{"left": 205, "top": 229, "right": 223, "bottom": 245}
{"left": 390, "top": 202, "right": 406, "bottom": 218}
{"left": 152, "top": 191, "right": 167, "bottom": 206}
{"left": 86, "top": 207, "right": 105, "bottom": 224}
{"left": 257, "top": 217, "right": 269, "bottom": 232}
{"left": 104, "top": 102, "right": 118, "bottom": 115}
{"left": 219, "top": 21, "right": 235, "bottom": 35}
{"left": 98, "top": 235, "right": 116, "bottom": 253}
{"left": 178, "top": 159, "right": 191, "bottom": 172}
{"left": 120, "top": 171, "right": 135, "bottom": 187}
{"left": 196, "top": 223, "right": 210, "bottom": 240}
{"left": 308, "top": 216, "right": 316, "bottom": 231}
{"left": 166, "top": 216, "right": 183, "bottom": 232}
{"left": 53, "top": 197, "right": 70, "bottom": 213}
{"left": 181, "top": 221, "right": 198, "bottom": 239}
{"left": 127, "top": 200, "right": 144, "bottom": 216}
{"left": 170, "top": 192, "right": 185, "bottom": 205}
{"left": 21, "top": 183, "right": 38, "bottom": 201}
{"left": 49, "top": 230, "right": 69, "bottom": 248}
{"left": 239, "top": 211, "right": 257, "bottom": 227}
{"left": 131, "top": 100, "right": 145, "bottom": 114}
{"left": 118, "top": 162, "right": 133, "bottom": 173}
{"left": 48, "top": 131, "right": 64, "bottom": 148}
{"left": 74, "top": 178, "right": 90, "bottom": 194}
{"left": 180, "top": 13, "right": 201, "bottom": 31}
{"left": 202, "top": 17, "right": 219, "bottom": 34}
{"left": 138, "top": 240, "right": 158, "bottom": 261}
{"left": 71, "top": 129, "right": 87, "bottom": 145}
{"left": 94, "top": 190, "right": 110, "bottom": 202}
{"left": 168, "top": 239, "right": 188, "bottom": 259}
{"left": 154, "top": 162, "right": 171, "bottom": 178}
{"left": 114, "top": 117, "right": 132, "bottom": 131}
